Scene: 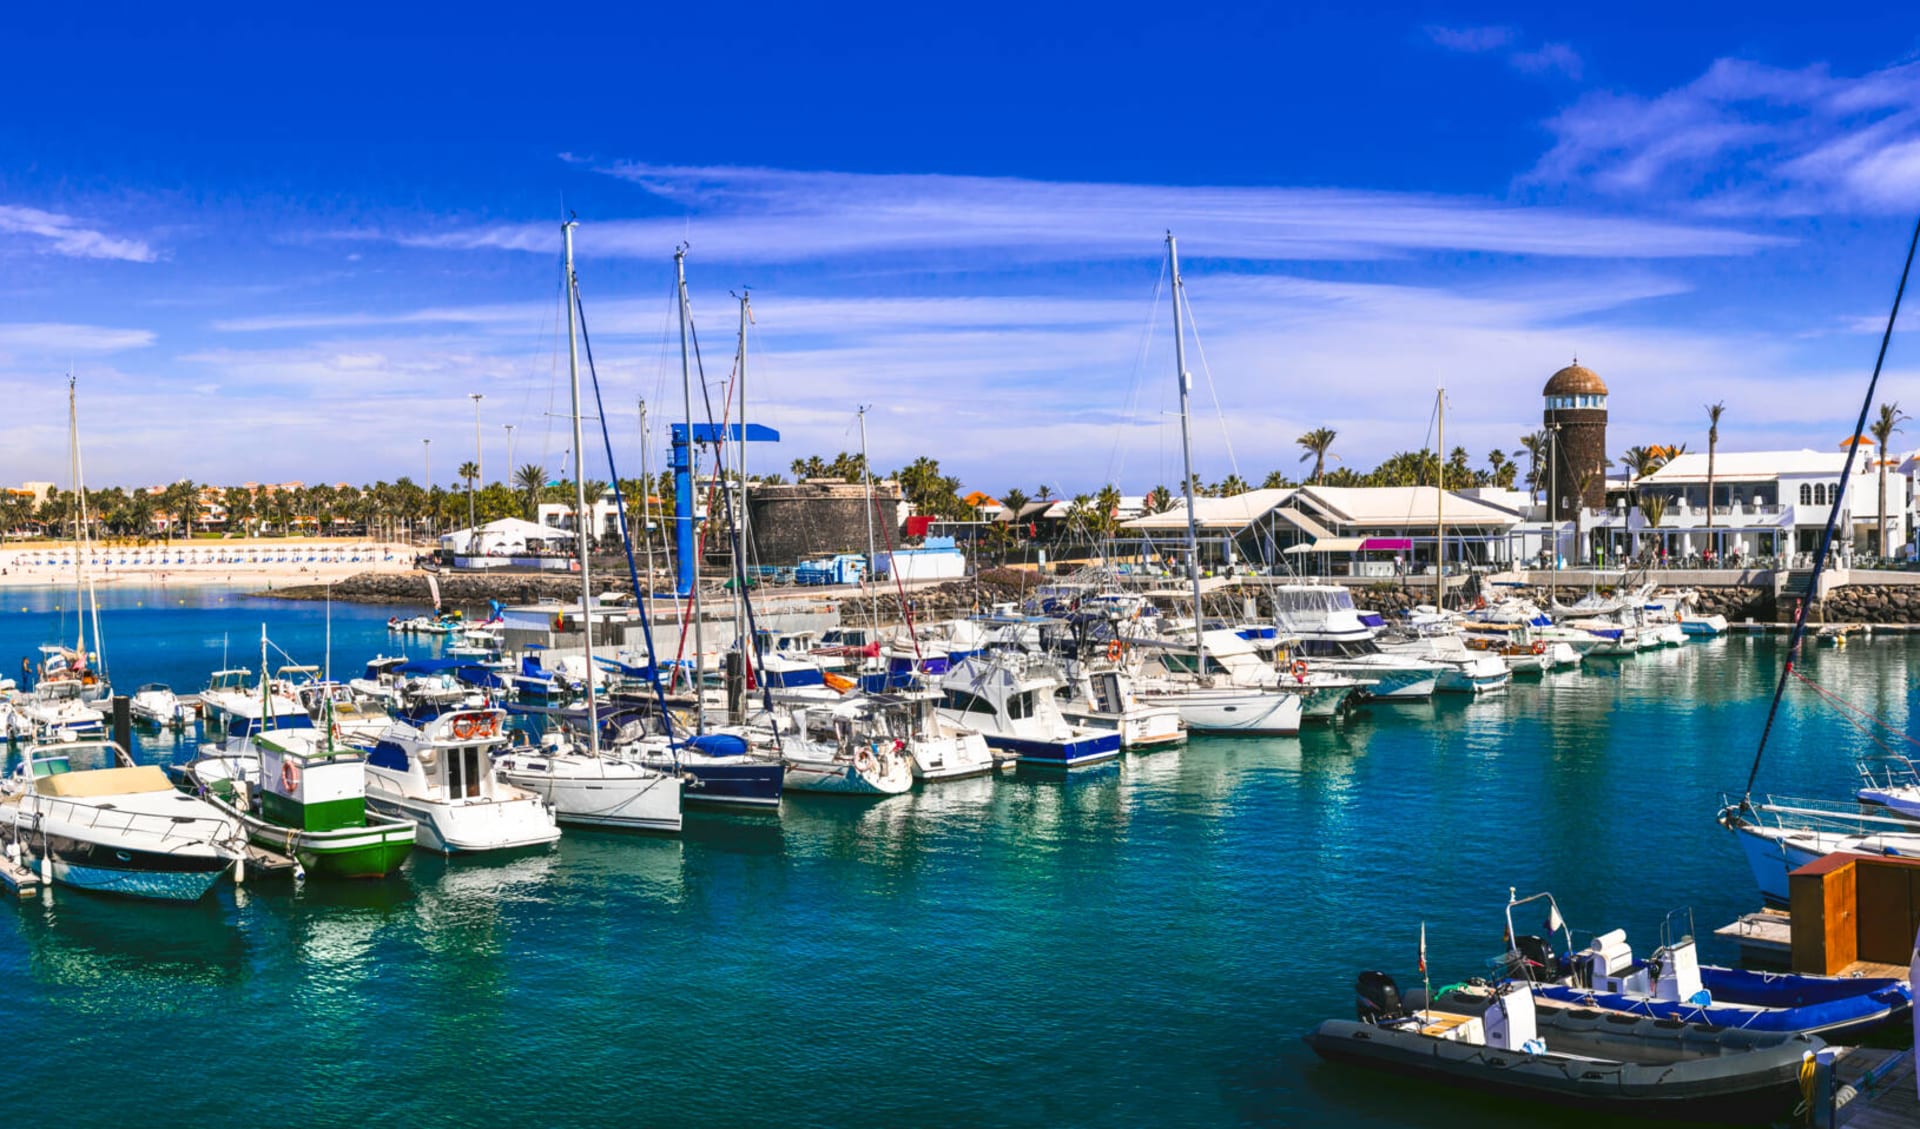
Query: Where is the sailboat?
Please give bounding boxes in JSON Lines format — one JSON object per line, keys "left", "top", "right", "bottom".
{"left": 21, "top": 376, "right": 112, "bottom": 741}
{"left": 1129, "top": 233, "right": 1303, "bottom": 737}
{"left": 492, "top": 218, "right": 683, "bottom": 833}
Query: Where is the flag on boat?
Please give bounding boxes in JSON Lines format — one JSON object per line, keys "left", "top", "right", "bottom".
{"left": 1418, "top": 922, "right": 1427, "bottom": 976}
{"left": 1545, "top": 902, "right": 1565, "bottom": 935}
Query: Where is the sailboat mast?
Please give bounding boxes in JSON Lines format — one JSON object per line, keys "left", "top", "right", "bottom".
{"left": 736, "top": 292, "right": 751, "bottom": 643}
{"left": 858, "top": 405, "right": 878, "bottom": 632}
{"left": 1436, "top": 388, "right": 1446, "bottom": 610}
{"left": 640, "top": 398, "right": 655, "bottom": 612}
{"left": 1168, "top": 234, "right": 1206, "bottom": 675}
{"left": 563, "top": 220, "right": 601, "bottom": 757}
{"left": 67, "top": 375, "right": 86, "bottom": 659}
{"left": 675, "top": 248, "right": 707, "bottom": 732}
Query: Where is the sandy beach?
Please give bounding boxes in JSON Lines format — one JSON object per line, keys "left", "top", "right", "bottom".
{"left": 0, "top": 539, "right": 418, "bottom": 590}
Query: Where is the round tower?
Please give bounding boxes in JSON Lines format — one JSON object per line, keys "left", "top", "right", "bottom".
{"left": 1542, "top": 360, "right": 1608, "bottom": 520}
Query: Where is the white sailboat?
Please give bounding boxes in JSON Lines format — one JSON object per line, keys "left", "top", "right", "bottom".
{"left": 491, "top": 218, "right": 683, "bottom": 834}
{"left": 1135, "top": 233, "right": 1304, "bottom": 737}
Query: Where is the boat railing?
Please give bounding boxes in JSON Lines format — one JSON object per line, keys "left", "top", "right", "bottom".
{"left": 1857, "top": 757, "right": 1920, "bottom": 790}
{"left": 1733, "top": 792, "right": 1920, "bottom": 835}
{"left": 28, "top": 792, "right": 239, "bottom": 849}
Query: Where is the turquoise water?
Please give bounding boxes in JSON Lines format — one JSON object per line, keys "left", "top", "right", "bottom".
{"left": 2, "top": 583, "right": 1913, "bottom": 1127}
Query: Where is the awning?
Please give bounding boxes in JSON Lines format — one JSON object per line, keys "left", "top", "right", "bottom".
{"left": 1361, "top": 537, "right": 1412, "bottom": 551}
{"left": 1274, "top": 506, "right": 1333, "bottom": 540}
{"left": 1283, "top": 536, "right": 1367, "bottom": 554}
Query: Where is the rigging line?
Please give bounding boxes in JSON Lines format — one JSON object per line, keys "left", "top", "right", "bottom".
{"left": 665, "top": 300, "right": 740, "bottom": 690}
{"left": 1745, "top": 211, "right": 1920, "bottom": 801}
{"left": 1791, "top": 666, "right": 1920, "bottom": 756}
{"left": 573, "top": 271, "right": 678, "bottom": 743}
{"left": 1178, "top": 282, "right": 1242, "bottom": 483}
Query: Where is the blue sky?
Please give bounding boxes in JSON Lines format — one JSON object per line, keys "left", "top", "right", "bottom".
{"left": 4, "top": 3, "right": 1920, "bottom": 495}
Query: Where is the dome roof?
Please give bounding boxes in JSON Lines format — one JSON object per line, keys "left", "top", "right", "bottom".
{"left": 1543, "top": 361, "right": 1607, "bottom": 397}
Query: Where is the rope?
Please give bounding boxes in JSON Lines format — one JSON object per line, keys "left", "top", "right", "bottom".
{"left": 1745, "top": 212, "right": 1920, "bottom": 801}
{"left": 1790, "top": 666, "right": 1920, "bottom": 757}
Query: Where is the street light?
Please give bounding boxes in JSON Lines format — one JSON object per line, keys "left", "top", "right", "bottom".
{"left": 504, "top": 423, "right": 516, "bottom": 481}
{"left": 469, "top": 393, "right": 484, "bottom": 531}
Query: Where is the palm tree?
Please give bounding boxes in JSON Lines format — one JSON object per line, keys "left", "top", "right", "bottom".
{"left": 1703, "top": 401, "right": 1725, "bottom": 531}
{"left": 1518, "top": 430, "right": 1550, "bottom": 502}
{"left": 1035, "top": 484, "right": 1054, "bottom": 504}
{"left": 1261, "top": 469, "right": 1292, "bottom": 490}
{"left": 999, "top": 487, "right": 1031, "bottom": 531}
{"left": 1870, "top": 401, "right": 1909, "bottom": 558}
{"left": 1297, "top": 427, "right": 1337, "bottom": 485}
{"left": 1215, "top": 473, "right": 1249, "bottom": 498}
{"left": 1621, "top": 445, "right": 1661, "bottom": 484}
{"left": 514, "top": 464, "right": 546, "bottom": 520}
{"left": 1144, "top": 485, "right": 1174, "bottom": 514}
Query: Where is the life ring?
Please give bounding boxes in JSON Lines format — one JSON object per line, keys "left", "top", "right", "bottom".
{"left": 1475, "top": 596, "right": 1487, "bottom": 609}
{"left": 1531, "top": 642, "right": 1546, "bottom": 655}
{"left": 453, "top": 716, "right": 476, "bottom": 740}
{"left": 1106, "top": 639, "right": 1126, "bottom": 662}
{"left": 280, "top": 758, "right": 300, "bottom": 793}
{"left": 856, "top": 747, "right": 878, "bottom": 775}
{"left": 478, "top": 714, "right": 498, "bottom": 738}
{"left": 1290, "top": 659, "right": 1309, "bottom": 682}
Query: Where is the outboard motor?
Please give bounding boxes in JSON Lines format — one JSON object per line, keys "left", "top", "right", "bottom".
{"left": 1509, "top": 935, "right": 1556, "bottom": 983}
{"left": 1355, "top": 970, "right": 1406, "bottom": 1024}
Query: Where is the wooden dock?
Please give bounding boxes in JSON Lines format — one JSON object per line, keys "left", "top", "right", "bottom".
{"left": 1836, "top": 1048, "right": 1918, "bottom": 1128}
{"left": 239, "top": 842, "right": 298, "bottom": 878}
{"left": 1714, "top": 907, "right": 1792, "bottom": 964}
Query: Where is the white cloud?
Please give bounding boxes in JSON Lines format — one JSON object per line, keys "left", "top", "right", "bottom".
{"left": 359, "top": 163, "right": 1781, "bottom": 265}
{"left": 0, "top": 205, "right": 156, "bottom": 262}
{"left": 1531, "top": 57, "right": 1920, "bottom": 211}
{"left": 1426, "top": 26, "right": 1514, "bottom": 53}
{"left": 1511, "top": 43, "right": 1583, "bottom": 81}
{"left": 0, "top": 322, "right": 155, "bottom": 352}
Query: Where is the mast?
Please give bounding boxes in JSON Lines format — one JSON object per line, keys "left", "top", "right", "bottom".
{"left": 736, "top": 291, "right": 752, "bottom": 644}
{"left": 67, "top": 375, "right": 86, "bottom": 660}
{"left": 639, "top": 398, "right": 655, "bottom": 614}
{"left": 859, "top": 405, "right": 878, "bottom": 633}
{"left": 1168, "top": 233, "right": 1206, "bottom": 677}
{"left": 1435, "top": 388, "right": 1446, "bottom": 610}
{"left": 675, "top": 247, "right": 707, "bottom": 732}
{"left": 563, "top": 220, "right": 602, "bottom": 757}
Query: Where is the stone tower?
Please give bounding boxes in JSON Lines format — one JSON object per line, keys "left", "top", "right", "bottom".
{"left": 1542, "top": 360, "right": 1608, "bottom": 520}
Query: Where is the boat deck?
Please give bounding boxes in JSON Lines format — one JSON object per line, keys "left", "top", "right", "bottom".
{"left": 1714, "top": 907, "right": 1909, "bottom": 978}
{"left": 1836, "top": 1048, "right": 1917, "bottom": 1128}
{"left": 239, "top": 843, "right": 298, "bottom": 877}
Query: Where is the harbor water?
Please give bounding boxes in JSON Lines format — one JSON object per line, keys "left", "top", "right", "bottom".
{"left": 2, "top": 583, "right": 1911, "bottom": 1127}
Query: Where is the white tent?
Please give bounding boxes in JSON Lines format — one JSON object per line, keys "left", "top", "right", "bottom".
{"left": 440, "top": 517, "right": 571, "bottom": 556}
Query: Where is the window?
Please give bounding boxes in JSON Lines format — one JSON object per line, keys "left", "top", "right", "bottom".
{"left": 1800, "top": 484, "right": 1812, "bottom": 505}
{"left": 1008, "top": 691, "right": 1035, "bottom": 720}
{"left": 940, "top": 689, "right": 994, "bottom": 715}
{"left": 1814, "top": 484, "right": 1827, "bottom": 506}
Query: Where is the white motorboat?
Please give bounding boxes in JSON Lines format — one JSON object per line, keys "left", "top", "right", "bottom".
{"left": 1376, "top": 630, "right": 1510, "bottom": 693}
{"left": 364, "top": 706, "right": 561, "bottom": 853}
{"left": 1056, "top": 659, "right": 1185, "bottom": 749}
{"left": 200, "top": 667, "right": 313, "bottom": 739}
{"left": 13, "top": 695, "right": 105, "bottom": 741}
{"left": 129, "top": 682, "right": 189, "bottom": 728}
{"left": 772, "top": 698, "right": 917, "bottom": 795}
{"left": 936, "top": 651, "right": 1122, "bottom": 767}
{"left": 0, "top": 741, "right": 242, "bottom": 901}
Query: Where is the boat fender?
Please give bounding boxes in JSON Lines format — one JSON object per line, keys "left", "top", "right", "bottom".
{"left": 1519, "top": 1037, "right": 1546, "bottom": 1055}
{"left": 1687, "top": 988, "right": 1712, "bottom": 1008}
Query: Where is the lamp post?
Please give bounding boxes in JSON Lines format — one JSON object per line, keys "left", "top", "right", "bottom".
{"left": 422, "top": 438, "right": 432, "bottom": 539}
{"left": 504, "top": 423, "right": 515, "bottom": 481}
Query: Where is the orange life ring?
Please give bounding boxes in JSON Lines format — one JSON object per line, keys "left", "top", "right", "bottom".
{"left": 280, "top": 758, "right": 300, "bottom": 793}
{"left": 1106, "top": 639, "right": 1126, "bottom": 662}
{"left": 1531, "top": 641, "right": 1546, "bottom": 655}
{"left": 856, "top": 747, "right": 878, "bottom": 775}
{"left": 1290, "top": 659, "right": 1309, "bottom": 681}
{"left": 453, "top": 716, "right": 476, "bottom": 740}
{"left": 479, "top": 714, "right": 499, "bottom": 738}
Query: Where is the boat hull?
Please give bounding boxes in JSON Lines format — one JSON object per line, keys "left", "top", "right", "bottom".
{"left": 496, "top": 765, "right": 683, "bottom": 832}
{"left": 363, "top": 790, "right": 560, "bottom": 854}
{"left": 980, "top": 731, "right": 1121, "bottom": 768}
{"left": 643, "top": 756, "right": 784, "bottom": 808}
{"left": 1304, "top": 1015, "right": 1816, "bottom": 1125}
{"left": 782, "top": 756, "right": 913, "bottom": 795}
{"left": 24, "top": 832, "right": 230, "bottom": 901}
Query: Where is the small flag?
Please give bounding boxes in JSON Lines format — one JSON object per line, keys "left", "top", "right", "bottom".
{"left": 1545, "top": 903, "right": 1565, "bottom": 935}
{"left": 1419, "top": 922, "right": 1427, "bottom": 976}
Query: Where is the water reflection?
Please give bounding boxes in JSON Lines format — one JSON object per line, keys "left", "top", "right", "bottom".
{"left": 13, "top": 889, "right": 246, "bottom": 994}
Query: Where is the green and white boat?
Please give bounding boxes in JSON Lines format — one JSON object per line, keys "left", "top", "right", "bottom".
{"left": 190, "top": 728, "right": 415, "bottom": 879}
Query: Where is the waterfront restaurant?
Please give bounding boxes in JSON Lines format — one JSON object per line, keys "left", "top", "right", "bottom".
{"left": 1588, "top": 447, "right": 1917, "bottom": 566}
{"left": 1117, "top": 485, "right": 1525, "bottom": 575}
